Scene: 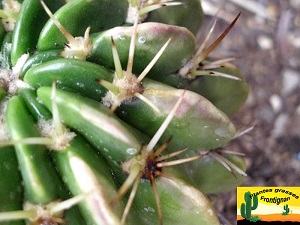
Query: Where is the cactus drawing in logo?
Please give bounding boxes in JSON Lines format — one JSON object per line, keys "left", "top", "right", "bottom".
{"left": 240, "top": 191, "right": 261, "bottom": 222}
{"left": 249, "top": 216, "right": 261, "bottom": 222}
{"left": 282, "top": 204, "right": 290, "bottom": 216}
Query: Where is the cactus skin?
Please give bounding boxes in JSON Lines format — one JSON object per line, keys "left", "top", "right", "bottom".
{"left": 240, "top": 192, "right": 258, "bottom": 220}
{"left": 0, "top": 0, "right": 250, "bottom": 224}
{"left": 282, "top": 204, "right": 290, "bottom": 215}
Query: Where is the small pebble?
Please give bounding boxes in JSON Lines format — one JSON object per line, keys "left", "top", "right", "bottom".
{"left": 281, "top": 69, "right": 300, "bottom": 95}
{"left": 291, "top": 0, "right": 300, "bottom": 9}
{"left": 271, "top": 113, "right": 288, "bottom": 138}
{"left": 257, "top": 35, "right": 273, "bottom": 50}
{"left": 269, "top": 95, "right": 282, "bottom": 113}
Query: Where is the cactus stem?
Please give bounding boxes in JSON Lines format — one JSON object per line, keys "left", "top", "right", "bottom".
{"left": 36, "top": 81, "right": 76, "bottom": 150}
{"left": 102, "top": 10, "right": 171, "bottom": 112}
{"left": 102, "top": 36, "right": 171, "bottom": 111}
{"left": 41, "top": 80, "right": 76, "bottom": 150}
{"left": 118, "top": 93, "right": 186, "bottom": 224}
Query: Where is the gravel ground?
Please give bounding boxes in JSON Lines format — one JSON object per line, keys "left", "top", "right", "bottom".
{"left": 200, "top": 0, "right": 300, "bottom": 224}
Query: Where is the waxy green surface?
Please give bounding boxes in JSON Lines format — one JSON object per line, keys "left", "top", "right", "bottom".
{"left": 53, "top": 135, "right": 124, "bottom": 225}
{"left": 5, "top": 96, "right": 66, "bottom": 204}
{"left": 37, "top": 0, "right": 128, "bottom": 51}
{"left": 157, "top": 65, "right": 249, "bottom": 116}
{"left": 24, "top": 58, "right": 113, "bottom": 100}
{"left": 146, "top": 0, "right": 203, "bottom": 35}
{"left": 89, "top": 22, "right": 195, "bottom": 76}
{"left": 134, "top": 176, "right": 220, "bottom": 225}
{"left": 117, "top": 78, "right": 236, "bottom": 151}
{"left": 11, "top": 0, "right": 65, "bottom": 65}
{"left": 37, "top": 87, "right": 148, "bottom": 162}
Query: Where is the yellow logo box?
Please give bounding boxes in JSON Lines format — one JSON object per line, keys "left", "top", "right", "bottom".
{"left": 237, "top": 187, "right": 300, "bottom": 223}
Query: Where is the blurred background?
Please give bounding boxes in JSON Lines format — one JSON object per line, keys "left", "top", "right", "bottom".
{"left": 200, "top": 0, "right": 300, "bottom": 224}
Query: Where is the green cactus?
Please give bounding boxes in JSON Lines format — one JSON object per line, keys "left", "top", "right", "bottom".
{"left": 249, "top": 215, "right": 261, "bottom": 222}
{"left": 282, "top": 204, "right": 290, "bottom": 215}
{"left": 240, "top": 192, "right": 259, "bottom": 221}
{"left": 0, "top": 0, "right": 249, "bottom": 224}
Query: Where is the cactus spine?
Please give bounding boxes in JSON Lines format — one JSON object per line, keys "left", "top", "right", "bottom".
{"left": 240, "top": 191, "right": 258, "bottom": 220}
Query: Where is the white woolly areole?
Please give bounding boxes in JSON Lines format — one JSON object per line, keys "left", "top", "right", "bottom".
{"left": 0, "top": 99, "right": 9, "bottom": 141}
{"left": 126, "top": 5, "right": 139, "bottom": 24}
{"left": 102, "top": 72, "right": 142, "bottom": 108}
{"left": 126, "top": 3, "right": 148, "bottom": 24}
{"left": 0, "top": 53, "right": 33, "bottom": 94}
{"left": 24, "top": 201, "right": 63, "bottom": 223}
{"left": 126, "top": 0, "right": 176, "bottom": 23}
{"left": 61, "top": 28, "right": 92, "bottom": 60}
{"left": 178, "top": 60, "right": 194, "bottom": 78}
{"left": 1, "top": 0, "right": 21, "bottom": 31}
{"left": 0, "top": 67, "right": 10, "bottom": 90}
{"left": 62, "top": 36, "right": 92, "bottom": 60}
{"left": 38, "top": 119, "right": 76, "bottom": 150}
